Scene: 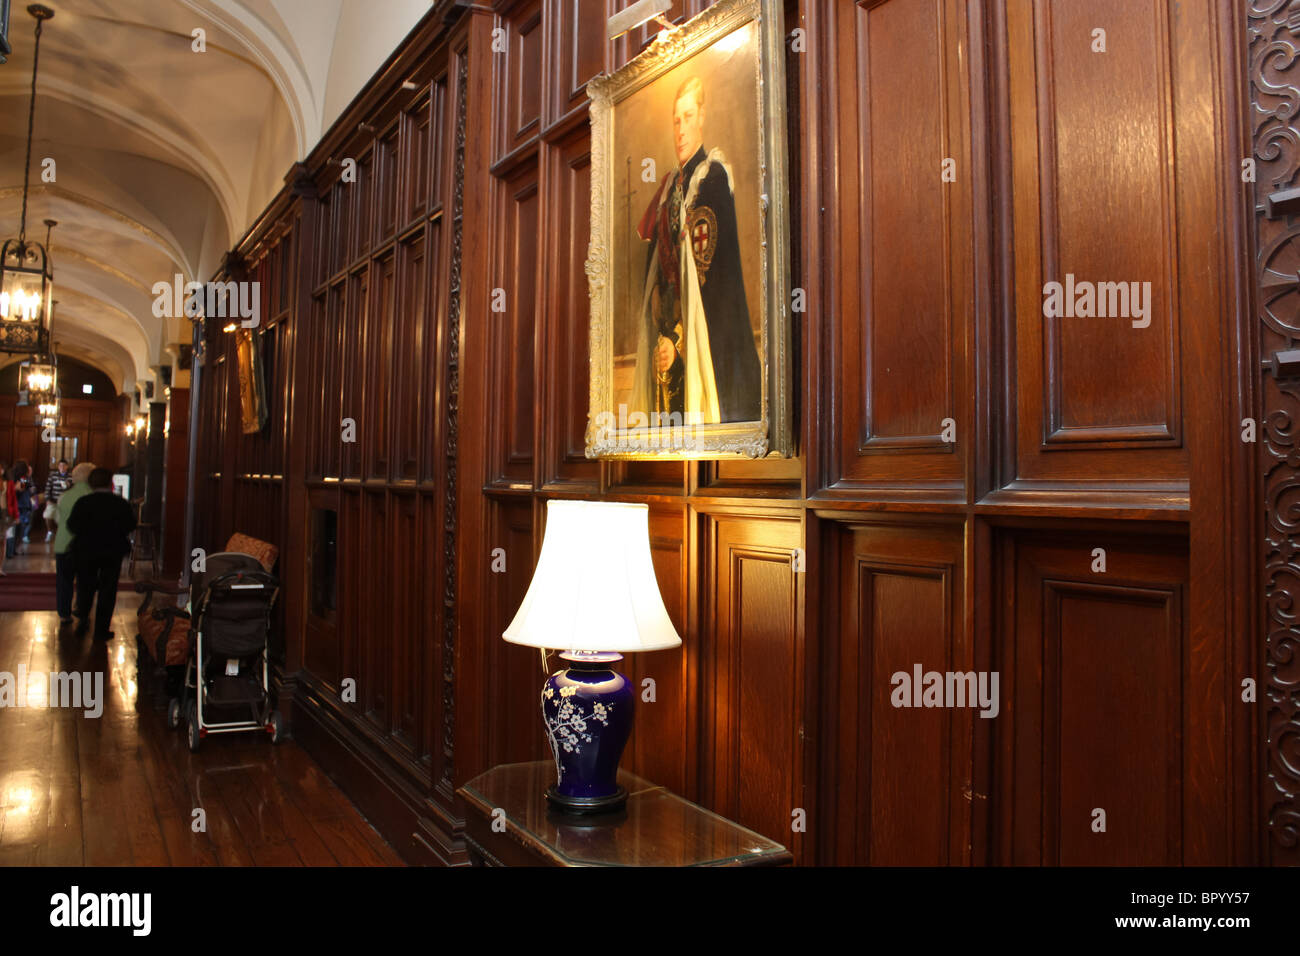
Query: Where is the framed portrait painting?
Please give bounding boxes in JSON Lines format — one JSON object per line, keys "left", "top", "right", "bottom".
{"left": 585, "top": 0, "right": 792, "bottom": 459}
{"left": 235, "top": 327, "right": 268, "bottom": 435}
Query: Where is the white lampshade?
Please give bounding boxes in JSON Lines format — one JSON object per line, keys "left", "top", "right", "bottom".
{"left": 503, "top": 500, "right": 682, "bottom": 653}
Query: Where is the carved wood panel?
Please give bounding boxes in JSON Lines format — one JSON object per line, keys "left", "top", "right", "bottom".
{"left": 1250, "top": 0, "right": 1300, "bottom": 866}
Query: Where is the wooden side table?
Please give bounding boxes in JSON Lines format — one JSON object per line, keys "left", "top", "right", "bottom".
{"left": 457, "top": 760, "right": 793, "bottom": 867}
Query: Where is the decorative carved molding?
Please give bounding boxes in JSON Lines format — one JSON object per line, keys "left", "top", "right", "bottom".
{"left": 286, "top": 161, "right": 318, "bottom": 200}
{"left": 1251, "top": 0, "right": 1300, "bottom": 861}
{"left": 441, "top": 52, "right": 469, "bottom": 796}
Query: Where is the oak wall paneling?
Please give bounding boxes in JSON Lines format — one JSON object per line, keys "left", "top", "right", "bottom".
{"left": 0, "top": 395, "right": 123, "bottom": 481}
{"left": 820, "top": 516, "right": 970, "bottom": 865}
{"left": 824, "top": 0, "right": 975, "bottom": 500}
{"left": 160, "top": 388, "right": 190, "bottom": 572}
{"left": 998, "top": 0, "right": 1190, "bottom": 497}
{"left": 540, "top": 127, "right": 600, "bottom": 492}
{"left": 198, "top": 9, "right": 475, "bottom": 865}
{"left": 488, "top": 162, "right": 540, "bottom": 488}
{"left": 697, "top": 507, "right": 805, "bottom": 855}
{"left": 457, "top": 0, "right": 1253, "bottom": 867}
{"left": 189, "top": 0, "right": 1257, "bottom": 867}
{"left": 993, "top": 527, "right": 1189, "bottom": 865}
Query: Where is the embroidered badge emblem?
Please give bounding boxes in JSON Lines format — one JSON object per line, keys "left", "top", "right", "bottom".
{"left": 688, "top": 205, "right": 718, "bottom": 283}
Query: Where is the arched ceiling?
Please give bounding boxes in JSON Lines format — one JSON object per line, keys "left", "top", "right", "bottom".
{"left": 0, "top": 0, "right": 430, "bottom": 401}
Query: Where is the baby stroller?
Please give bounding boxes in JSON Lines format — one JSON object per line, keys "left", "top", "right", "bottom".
{"left": 165, "top": 552, "right": 283, "bottom": 752}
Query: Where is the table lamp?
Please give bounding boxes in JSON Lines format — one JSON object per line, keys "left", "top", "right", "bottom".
{"left": 504, "top": 500, "right": 681, "bottom": 813}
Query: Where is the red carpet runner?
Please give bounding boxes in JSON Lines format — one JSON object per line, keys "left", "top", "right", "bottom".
{"left": 0, "top": 572, "right": 136, "bottom": 611}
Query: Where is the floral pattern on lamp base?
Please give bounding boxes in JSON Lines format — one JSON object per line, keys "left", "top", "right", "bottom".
{"left": 540, "top": 653, "right": 634, "bottom": 813}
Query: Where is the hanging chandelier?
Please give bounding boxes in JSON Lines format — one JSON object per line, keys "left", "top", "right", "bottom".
{"left": 23, "top": 223, "right": 58, "bottom": 403}
{"left": 0, "top": 5, "right": 55, "bottom": 355}
{"left": 26, "top": 356, "right": 55, "bottom": 404}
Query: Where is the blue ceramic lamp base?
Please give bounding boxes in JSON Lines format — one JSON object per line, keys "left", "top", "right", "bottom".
{"left": 541, "top": 652, "right": 634, "bottom": 814}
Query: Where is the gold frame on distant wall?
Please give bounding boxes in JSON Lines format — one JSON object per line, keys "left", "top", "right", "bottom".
{"left": 235, "top": 327, "right": 268, "bottom": 435}
{"left": 585, "top": 0, "right": 792, "bottom": 460}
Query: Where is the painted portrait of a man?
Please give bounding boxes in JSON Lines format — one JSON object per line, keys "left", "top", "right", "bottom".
{"left": 587, "top": 1, "right": 792, "bottom": 459}
{"left": 629, "top": 75, "right": 761, "bottom": 425}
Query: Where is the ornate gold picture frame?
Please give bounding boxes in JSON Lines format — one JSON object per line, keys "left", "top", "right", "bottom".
{"left": 585, "top": 0, "right": 792, "bottom": 459}
{"left": 236, "top": 327, "right": 268, "bottom": 435}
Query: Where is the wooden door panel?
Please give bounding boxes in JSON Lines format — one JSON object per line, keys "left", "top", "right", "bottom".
{"left": 996, "top": 529, "right": 1188, "bottom": 865}
{"left": 1004, "top": 0, "right": 1195, "bottom": 487}
{"left": 551, "top": 0, "right": 611, "bottom": 120}
{"left": 826, "top": 0, "right": 977, "bottom": 495}
{"left": 701, "top": 512, "right": 803, "bottom": 856}
{"left": 403, "top": 91, "right": 432, "bottom": 224}
{"left": 617, "top": 504, "right": 691, "bottom": 795}
{"left": 488, "top": 166, "right": 540, "bottom": 488}
{"left": 827, "top": 518, "right": 969, "bottom": 865}
{"left": 390, "top": 490, "right": 421, "bottom": 753}
{"left": 367, "top": 252, "right": 395, "bottom": 479}
{"left": 541, "top": 130, "right": 599, "bottom": 491}
{"left": 342, "top": 271, "right": 367, "bottom": 480}
{"left": 496, "top": 0, "right": 543, "bottom": 161}
{"left": 395, "top": 230, "right": 426, "bottom": 481}
{"left": 485, "top": 498, "right": 546, "bottom": 768}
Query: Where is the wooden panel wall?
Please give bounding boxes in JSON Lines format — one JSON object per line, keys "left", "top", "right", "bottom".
{"left": 193, "top": 8, "right": 473, "bottom": 864}
{"left": 455, "top": 0, "right": 1254, "bottom": 868}
{"left": 0, "top": 396, "right": 122, "bottom": 481}
{"left": 192, "top": 0, "right": 1257, "bottom": 866}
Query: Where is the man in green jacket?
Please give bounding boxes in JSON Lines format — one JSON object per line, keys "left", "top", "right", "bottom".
{"left": 54, "top": 462, "right": 94, "bottom": 625}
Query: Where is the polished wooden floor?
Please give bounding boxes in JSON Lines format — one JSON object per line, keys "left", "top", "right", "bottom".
{"left": 0, "top": 552, "right": 403, "bottom": 866}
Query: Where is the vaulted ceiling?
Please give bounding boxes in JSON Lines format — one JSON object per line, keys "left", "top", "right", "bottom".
{"left": 0, "top": 0, "right": 430, "bottom": 399}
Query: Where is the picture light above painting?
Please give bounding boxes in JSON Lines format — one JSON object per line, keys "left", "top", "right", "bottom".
{"left": 585, "top": 0, "right": 793, "bottom": 460}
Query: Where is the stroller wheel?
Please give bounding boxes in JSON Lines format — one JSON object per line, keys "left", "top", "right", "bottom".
{"left": 186, "top": 701, "right": 201, "bottom": 753}
{"left": 269, "top": 710, "right": 284, "bottom": 744}
{"left": 167, "top": 698, "right": 181, "bottom": 730}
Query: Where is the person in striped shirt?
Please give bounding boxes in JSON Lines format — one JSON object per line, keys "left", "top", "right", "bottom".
{"left": 43, "top": 459, "right": 71, "bottom": 542}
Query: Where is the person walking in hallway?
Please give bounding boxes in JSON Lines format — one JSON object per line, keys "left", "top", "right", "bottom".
{"left": 7, "top": 461, "right": 33, "bottom": 557}
{"left": 43, "top": 458, "right": 72, "bottom": 542}
{"left": 0, "top": 461, "right": 13, "bottom": 576}
{"left": 53, "top": 462, "right": 95, "bottom": 625}
{"left": 67, "top": 468, "right": 135, "bottom": 641}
